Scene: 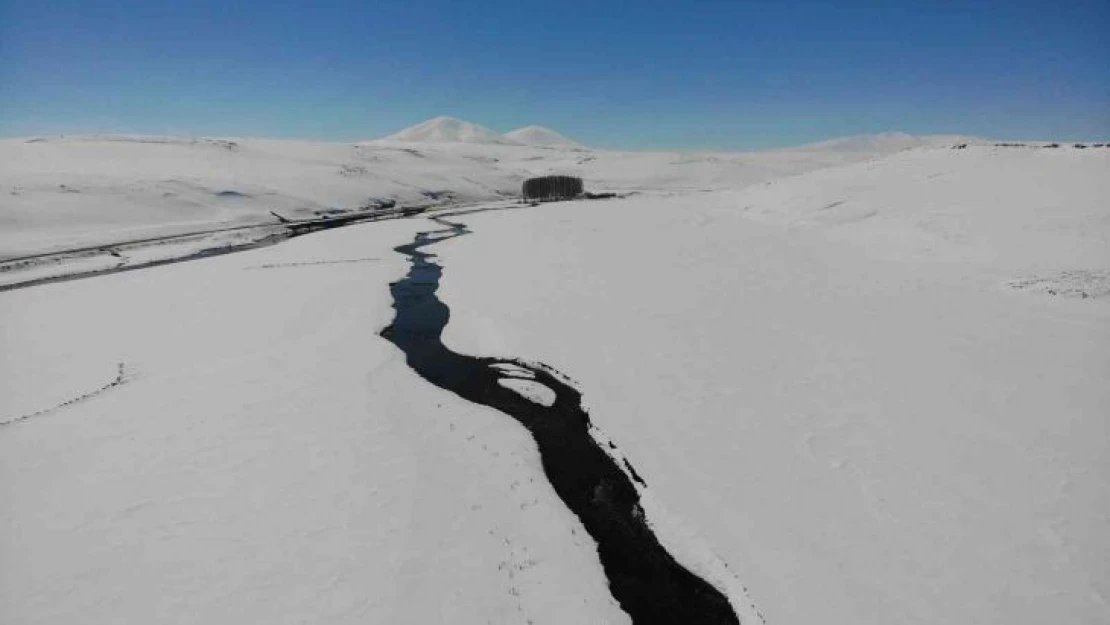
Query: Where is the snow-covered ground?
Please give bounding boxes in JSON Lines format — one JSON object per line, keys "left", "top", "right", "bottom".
{"left": 0, "top": 119, "right": 967, "bottom": 260}
{"left": 431, "top": 146, "right": 1109, "bottom": 625}
{"left": 0, "top": 220, "right": 632, "bottom": 624}
{"left": 2, "top": 126, "right": 1107, "bottom": 624}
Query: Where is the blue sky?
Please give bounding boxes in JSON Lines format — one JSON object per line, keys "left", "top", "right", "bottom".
{"left": 1, "top": 0, "right": 1107, "bottom": 149}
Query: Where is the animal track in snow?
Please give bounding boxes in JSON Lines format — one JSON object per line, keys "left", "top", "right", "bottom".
{"left": 0, "top": 363, "right": 129, "bottom": 428}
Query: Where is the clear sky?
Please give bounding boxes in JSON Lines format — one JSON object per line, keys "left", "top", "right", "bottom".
{"left": 1, "top": 0, "right": 1107, "bottom": 149}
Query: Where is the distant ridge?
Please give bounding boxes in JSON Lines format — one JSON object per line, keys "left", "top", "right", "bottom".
{"left": 381, "top": 116, "right": 520, "bottom": 144}
{"left": 788, "top": 132, "right": 987, "bottom": 154}
{"left": 503, "top": 125, "right": 582, "bottom": 147}
{"left": 377, "top": 118, "right": 987, "bottom": 153}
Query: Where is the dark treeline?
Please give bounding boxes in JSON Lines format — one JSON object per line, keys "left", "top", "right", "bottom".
{"left": 523, "top": 175, "right": 584, "bottom": 200}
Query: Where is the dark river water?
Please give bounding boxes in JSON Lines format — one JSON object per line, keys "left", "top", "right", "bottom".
{"left": 380, "top": 217, "right": 739, "bottom": 624}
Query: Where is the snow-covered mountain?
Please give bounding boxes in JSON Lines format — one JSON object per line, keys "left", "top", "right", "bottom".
{"left": 379, "top": 117, "right": 974, "bottom": 154}
{"left": 379, "top": 116, "right": 519, "bottom": 144}
{"left": 380, "top": 117, "right": 583, "bottom": 147}
{"left": 503, "top": 125, "right": 582, "bottom": 147}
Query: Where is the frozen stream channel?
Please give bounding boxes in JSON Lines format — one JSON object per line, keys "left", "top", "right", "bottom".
{"left": 380, "top": 217, "right": 740, "bottom": 624}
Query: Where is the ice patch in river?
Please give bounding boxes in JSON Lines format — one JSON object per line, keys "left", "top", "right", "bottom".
{"left": 490, "top": 362, "right": 537, "bottom": 379}
{"left": 497, "top": 377, "right": 557, "bottom": 406}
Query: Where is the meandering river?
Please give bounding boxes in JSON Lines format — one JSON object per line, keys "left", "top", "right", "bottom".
{"left": 380, "top": 217, "right": 739, "bottom": 624}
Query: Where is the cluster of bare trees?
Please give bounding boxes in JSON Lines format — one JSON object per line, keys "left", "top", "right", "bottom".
{"left": 523, "top": 175, "right": 583, "bottom": 200}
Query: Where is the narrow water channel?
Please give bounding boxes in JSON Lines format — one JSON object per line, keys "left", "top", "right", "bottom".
{"left": 380, "top": 218, "right": 739, "bottom": 624}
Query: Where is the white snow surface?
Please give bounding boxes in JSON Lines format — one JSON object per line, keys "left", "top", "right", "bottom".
{"left": 2, "top": 138, "right": 1108, "bottom": 624}
{"left": 430, "top": 146, "right": 1109, "bottom": 625}
{"left": 0, "top": 220, "right": 631, "bottom": 624}
{"left": 503, "top": 125, "right": 583, "bottom": 148}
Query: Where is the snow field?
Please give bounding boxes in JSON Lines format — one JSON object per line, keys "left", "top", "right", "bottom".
{"left": 0, "top": 219, "right": 630, "bottom": 624}
{"left": 2, "top": 132, "right": 1106, "bottom": 624}
{"left": 429, "top": 151, "right": 1109, "bottom": 625}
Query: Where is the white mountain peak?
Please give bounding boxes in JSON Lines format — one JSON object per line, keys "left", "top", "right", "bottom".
{"left": 382, "top": 116, "right": 519, "bottom": 144}
{"left": 503, "top": 125, "right": 582, "bottom": 147}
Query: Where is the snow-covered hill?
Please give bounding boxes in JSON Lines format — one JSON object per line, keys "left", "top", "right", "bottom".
{"left": 0, "top": 131, "right": 936, "bottom": 260}
{"left": 789, "top": 131, "right": 986, "bottom": 154}
{"left": 503, "top": 125, "right": 582, "bottom": 147}
{"left": 379, "top": 115, "right": 518, "bottom": 144}
{"left": 736, "top": 143, "right": 1110, "bottom": 270}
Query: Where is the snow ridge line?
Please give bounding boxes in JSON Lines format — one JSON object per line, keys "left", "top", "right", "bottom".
{"left": 0, "top": 362, "right": 128, "bottom": 428}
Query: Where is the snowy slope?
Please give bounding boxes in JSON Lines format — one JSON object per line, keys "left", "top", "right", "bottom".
{"left": 0, "top": 135, "right": 523, "bottom": 258}
{"left": 380, "top": 116, "right": 519, "bottom": 144}
{"left": 0, "top": 132, "right": 915, "bottom": 260}
{"left": 0, "top": 219, "right": 632, "bottom": 624}
{"left": 503, "top": 125, "right": 583, "bottom": 147}
{"left": 428, "top": 146, "right": 1109, "bottom": 625}
{"left": 735, "top": 145, "right": 1110, "bottom": 271}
